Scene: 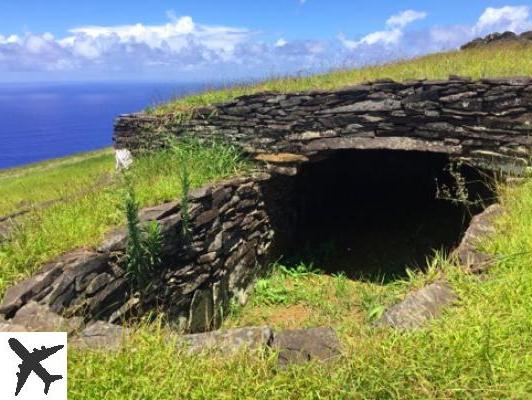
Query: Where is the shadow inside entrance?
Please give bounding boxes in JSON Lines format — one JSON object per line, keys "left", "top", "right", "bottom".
{"left": 277, "top": 150, "right": 495, "bottom": 283}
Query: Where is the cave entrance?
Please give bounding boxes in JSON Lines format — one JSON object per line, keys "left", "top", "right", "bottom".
{"left": 276, "top": 149, "right": 495, "bottom": 282}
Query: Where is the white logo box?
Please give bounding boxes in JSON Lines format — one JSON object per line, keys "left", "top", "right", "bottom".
{"left": 0, "top": 332, "right": 67, "bottom": 400}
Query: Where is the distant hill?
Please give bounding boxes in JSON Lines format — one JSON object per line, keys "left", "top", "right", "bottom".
{"left": 461, "top": 30, "right": 532, "bottom": 50}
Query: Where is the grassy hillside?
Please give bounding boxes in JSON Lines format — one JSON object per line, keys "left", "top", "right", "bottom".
{"left": 1, "top": 42, "right": 531, "bottom": 399}
{"left": 1, "top": 43, "right": 530, "bottom": 296}
{"left": 0, "top": 140, "right": 250, "bottom": 296}
{"left": 0, "top": 149, "right": 114, "bottom": 217}
{"left": 154, "top": 42, "right": 532, "bottom": 115}
{"left": 69, "top": 179, "right": 532, "bottom": 399}
{"left": 69, "top": 44, "right": 531, "bottom": 398}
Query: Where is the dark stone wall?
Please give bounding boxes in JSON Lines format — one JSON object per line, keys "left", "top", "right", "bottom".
{"left": 114, "top": 77, "right": 532, "bottom": 173}
{"left": 0, "top": 174, "right": 275, "bottom": 333}
{"left": 4, "top": 77, "right": 530, "bottom": 334}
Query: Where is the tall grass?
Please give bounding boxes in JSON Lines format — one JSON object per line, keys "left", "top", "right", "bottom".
{"left": 154, "top": 43, "right": 532, "bottom": 115}
{"left": 0, "top": 139, "right": 250, "bottom": 297}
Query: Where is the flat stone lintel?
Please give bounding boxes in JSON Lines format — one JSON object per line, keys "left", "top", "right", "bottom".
{"left": 255, "top": 153, "right": 309, "bottom": 164}
{"left": 303, "top": 137, "right": 463, "bottom": 154}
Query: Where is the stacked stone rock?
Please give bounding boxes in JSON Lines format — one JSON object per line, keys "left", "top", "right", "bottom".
{"left": 114, "top": 77, "right": 532, "bottom": 173}
{"left": 0, "top": 175, "right": 274, "bottom": 333}
{"left": 460, "top": 30, "right": 532, "bottom": 50}
{"left": 2, "top": 77, "right": 531, "bottom": 337}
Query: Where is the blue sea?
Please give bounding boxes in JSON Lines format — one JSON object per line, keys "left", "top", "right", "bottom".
{"left": 0, "top": 82, "right": 208, "bottom": 169}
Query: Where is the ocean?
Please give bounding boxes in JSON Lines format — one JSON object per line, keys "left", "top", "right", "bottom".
{"left": 0, "top": 82, "right": 208, "bottom": 169}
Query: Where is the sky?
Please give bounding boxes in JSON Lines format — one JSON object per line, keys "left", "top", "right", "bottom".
{"left": 0, "top": 1, "right": 531, "bottom": 82}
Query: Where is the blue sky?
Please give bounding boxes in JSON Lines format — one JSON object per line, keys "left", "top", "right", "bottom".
{"left": 0, "top": 1, "right": 530, "bottom": 82}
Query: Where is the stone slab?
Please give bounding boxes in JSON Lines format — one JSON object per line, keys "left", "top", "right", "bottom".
{"left": 376, "top": 281, "right": 458, "bottom": 330}
{"left": 455, "top": 204, "right": 502, "bottom": 273}
{"left": 271, "top": 327, "right": 342, "bottom": 365}
{"left": 71, "top": 321, "right": 129, "bottom": 350}
{"left": 11, "top": 302, "right": 83, "bottom": 333}
{"left": 181, "top": 326, "right": 273, "bottom": 354}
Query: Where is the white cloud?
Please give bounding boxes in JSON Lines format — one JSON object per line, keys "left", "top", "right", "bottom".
{"left": 0, "top": 5, "right": 531, "bottom": 81}
{"left": 474, "top": 6, "right": 531, "bottom": 34}
{"left": 42, "top": 32, "right": 55, "bottom": 41}
{"left": 340, "top": 9, "right": 426, "bottom": 50}
{"left": 275, "top": 38, "right": 288, "bottom": 47}
{"left": 0, "top": 34, "right": 21, "bottom": 44}
{"left": 386, "top": 10, "right": 427, "bottom": 28}
{"left": 25, "top": 35, "right": 51, "bottom": 54}
{"left": 339, "top": 4, "right": 532, "bottom": 64}
{"left": 358, "top": 29, "right": 403, "bottom": 46}
{"left": 0, "top": 13, "right": 328, "bottom": 79}
{"left": 339, "top": 29, "right": 402, "bottom": 49}
{"left": 425, "top": 5, "right": 531, "bottom": 50}
{"left": 70, "top": 38, "right": 101, "bottom": 59}
{"left": 67, "top": 15, "right": 250, "bottom": 55}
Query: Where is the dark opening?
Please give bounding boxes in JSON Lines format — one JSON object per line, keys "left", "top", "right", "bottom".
{"left": 273, "top": 150, "right": 495, "bottom": 282}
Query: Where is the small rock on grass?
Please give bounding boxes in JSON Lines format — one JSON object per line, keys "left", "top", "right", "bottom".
{"left": 181, "top": 326, "right": 343, "bottom": 366}
{"left": 0, "top": 322, "right": 29, "bottom": 332}
{"left": 69, "top": 322, "right": 344, "bottom": 367}
{"left": 70, "top": 321, "right": 129, "bottom": 350}
{"left": 181, "top": 326, "right": 273, "bottom": 355}
{"left": 11, "top": 301, "right": 83, "bottom": 333}
{"left": 271, "top": 327, "right": 342, "bottom": 366}
{"left": 455, "top": 204, "right": 502, "bottom": 273}
{"left": 376, "top": 281, "right": 457, "bottom": 330}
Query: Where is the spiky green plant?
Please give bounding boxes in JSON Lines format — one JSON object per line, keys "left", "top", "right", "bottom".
{"left": 178, "top": 150, "right": 191, "bottom": 240}
{"left": 142, "top": 220, "right": 163, "bottom": 273}
{"left": 123, "top": 174, "right": 145, "bottom": 287}
{"left": 123, "top": 176, "right": 163, "bottom": 289}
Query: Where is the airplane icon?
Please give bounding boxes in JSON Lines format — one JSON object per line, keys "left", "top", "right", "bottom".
{"left": 8, "top": 338, "right": 64, "bottom": 396}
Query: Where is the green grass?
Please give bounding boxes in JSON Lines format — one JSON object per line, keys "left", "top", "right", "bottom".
{"left": 0, "top": 148, "right": 114, "bottom": 217}
{"left": 154, "top": 43, "right": 532, "bottom": 115}
{"left": 0, "top": 140, "right": 251, "bottom": 296}
{"left": 68, "top": 178, "right": 532, "bottom": 399}
{"left": 0, "top": 148, "right": 114, "bottom": 180}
